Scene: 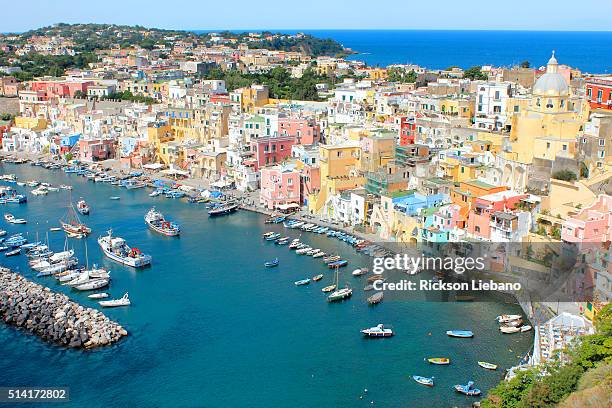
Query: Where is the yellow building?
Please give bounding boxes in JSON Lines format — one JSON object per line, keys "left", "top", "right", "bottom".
{"left": 507, "top": 52, "right": 589, "bottom": 164}
{"left": 441, "top": 98, "right": 473, "bottom": 118}
{"left": 240, "top": 85, "right": 270, "bottom": 113}
{"left": 147, "top": 123, "right": 174, "bottom": 165}
{"left": 14, "top": 116, "right": 47, "bottom": 130}
{"left": 308, "top": 142, "right": 363, "bottom": 214}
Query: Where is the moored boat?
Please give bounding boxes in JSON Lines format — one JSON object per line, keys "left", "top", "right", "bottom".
{"left": 361, "top": 324, "right": 393, "bottom": 337}
{"left": 327, "top": 287, "right": 352, "bottom": 302}
{"left": 500, "top": 326, "right": 521, "bottom": 334}
{"left": 453, "top": 381, "right": 481, "bottom": 396}
{"left": 477, "top": 361, "right": 498, "bottom": 370}
{"left": 352, "top": 268, "right": 368, "bottom": 276}
{"left": 413, "top": 376, "right": 434, "bottom": 387}
{"left": 98, "top": 230, "right": 152, "bottom": 268}
{"left": 446, "top": 330, "right": 474, "bottom": 338}
{"left": 264, "top": 258, "right": 279, "bottom": 267}
{"left": 144, "top": 207, "right": 180, "bottom": 236}
{"left": 88, "top": 293, "right": 109, "bottom": 299}
{"left": 294, "top": 278, "right": 311, "bottom": 286}
{"left": 427, "top": 358, "right": 450, "bottom": 365}
{"left": 367, "top": 291, "right": 384, "bottom": 305}
{"left": 77, "top": 199, "right": 90, "bottom": 215}
{"left": 99, "top": 292, "right": 130, "bottom": 307}
{"left": 208, "top": 202, "right": 238, "bottom": 216}
{"left": 321, "top": 284, "right": 336, "bottom": 293}
{"left": 312, "top": 274, "right": 323, "bottom": 282}
{"left": 496, "top": 314, "right": 522, "bottom": 323}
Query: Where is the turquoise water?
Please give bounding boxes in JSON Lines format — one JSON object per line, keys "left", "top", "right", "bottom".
{"left": 0, "top": 164, "right": 532, "bottom": 407}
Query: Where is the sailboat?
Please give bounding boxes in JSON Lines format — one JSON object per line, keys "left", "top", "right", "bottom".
{"left": 327, "top": 265, "right": 352, "bottom": 302}
{"left": 60, "top": 201, "right": 91, "bottom": 238}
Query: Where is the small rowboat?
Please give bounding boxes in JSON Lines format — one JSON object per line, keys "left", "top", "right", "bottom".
{"left": 321, "top": 284, "right": 336, "bottom": 293}
{"left": 312, "top": 274, "right": 323, "bottom": 282}
{"left": 413, "top": 375, "right": 434, "bottom": 387}
{"left": 446, "top": 330, "right": 474, "bottom": 338}
{"left": 478, "top": 361, "right": 497, "bottom": 370}
{"left": 454, "top": 381, "right": 481, "bottom": 396}
{"left": 427, "top": 358, "right": 450, "bottom": 365}
{"left": 294, "top": 279, "right": 311, "bottom": 286}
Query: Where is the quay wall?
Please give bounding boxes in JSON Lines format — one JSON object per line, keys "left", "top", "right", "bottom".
{"left": 0, "top": 267, "right": 127, "bottom": 349}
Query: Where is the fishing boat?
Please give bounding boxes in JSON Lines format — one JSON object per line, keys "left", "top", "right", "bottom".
{"left": 413, "top": 376, "right": 434, "bottom": 387}
{"left": 98, "top": 230, "right": 152, "bottom": 268}
{"left": 77, "top": 199, "right": 90, "bottom": 215}
{"left": 75, "top": 278, "right": 109, "bottom": 291}
{"left": 321, "top": 284, "right": 336, "bottom": 293}
{"left": 294, "top": 279, "right": 311, "bottom": 286}
{"left": 99, "top": 293, "right": 130, "bottom": 307}
{"left": 264, "top": 258, "right": 279, "bottom": 267}
{"left": 453, "top": 381, "right": 481, "bottom": 396}
{"left": 208, "top": 202, "right": 239, "bottom": 216}
{"left": 367, "top": 291, "right": 384, "bottom": 305}
{"left": 352, "top": 268, "right": 368, "bottom": 276}
{"left": 60, "top": 203, "right": 91, "bottom": 237}
{"left": 312, "top": 274, "right": 323, "bottom": 282}
{"left": 361, "top": 324, "right": 393, "bottom": 337}
{"left": 5, "top": 248, "right": 20, "bottom": 256}
{"left": 88, "top": 293, "right": 109, "bottom": 299}
{"left": 427, "top": 358, "right": 450, "bottom": 365}
{"left": 477, "top": 361, "right": 497, "bottom": 370}
{"left": 499, "top": 326, "right": 521, "bottom": 334}
{"left": 446, "top": 330, "right": 474, "bottom": 338}
{"left": 144, "top": 208, "right": 180, "bottom": 236}
{"left": 496, "top": 314, "right": 522, "bottom": 323}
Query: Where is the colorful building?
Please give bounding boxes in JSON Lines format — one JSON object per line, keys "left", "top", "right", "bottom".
{"left": 585, "top": 77, "right": 612, "bottom": 110}
{"left": 260, "top": 165, "right": 301, "bottom": 210}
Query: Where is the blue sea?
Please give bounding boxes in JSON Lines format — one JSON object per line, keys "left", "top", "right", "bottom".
{"left": 0, "top": 164, "right": 532, "bottom": 407}
{"left": 195, "top": 29, "right": 612, "bottom": 74}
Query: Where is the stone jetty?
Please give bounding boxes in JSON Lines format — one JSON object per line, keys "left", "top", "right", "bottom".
{"left": 0, "top": 267, "right": 127, "bottom": 349}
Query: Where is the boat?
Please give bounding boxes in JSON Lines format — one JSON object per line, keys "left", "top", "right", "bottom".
{"left": 477, "top": 361, "right": 498, "bottom": 370}
{"left": 5, "top": 248, "right": 20, "bottom": 256}
{"left": 4, "top": 214, "right": 14, "bottom": 221}
{"left": 99, "top": 293, "right": 130, "bottom": 307}
{"left": 367, "top": 291, "right": 384, "bottom": 305}
{"left": 296, "top": 247, "right": 312, "bottom": 255}
{"left": 264, "top": 258, "right": 279, "bottom": 267}
{"left": 312, "top": 274, "right": 323, "bottom": 282}
{"left": 446, "top": 330, "right": 474, "bottom": 338}
{"left": 321, "top": 284, "right": 336, "bottom": 293}
{"left": 208, "top": 202, "right": 238, "bottom": 216}
{"left": 328, "top": 259, "right": 348, "bottom": 268}
{"left": 496, "top": 314, "right": 522, "bottom": 323}
{"left": 288, "top": 241, "right": 301, "bottom": 249}
{"left": 88, "top": 293, "right": 109, "bottom": 299}
{"left": 328, "top": 287, "right": 352, "bottom": 302}
{"left": 361, "top": 324, "right": 393, "bottom": 337}
{"left": 144, "top": 208, "right": 180, "bottom": 236}
{"left": 98, "top": 230, "right": 152, "bottom": 268}
{"left": 294, "top": 279, "right": 311, "bottom": 286}
{"left": 110, "top": 196, "right": 121, "bottom": 200}
{"left": 123, "top": 180, "right": 146, "bottom": 189}
{"left": 520, "top": 325, "right": 532, "bottom": 332}
{"left": 31, "top": 186, "right": 48, "bottom": 196}
{"left": 265, "top": 233, "right": 281, "bottom": 241}
{"left": 323, "top": 255, "right": 340, "bottom": 263}
{"left": 312, "top": 252, "right": 325, "bottom": 258}
{"left": 413, "top": 376, "right": 434, "bottom": 387}
{"left": 59, "top": 185, "right": 72, "bottom": 190}
{"left": 427, "top": 358, "right": 450, "bottom": 365}
{"left": 60, "top": 203, "right": 91, "bottom": 237}
{"left": 0, "top": 246, "right": 8, "bottom": 251}
{"left": 500, "top": 326, "right": 521, "bottom": 334}
{"left": 9, "top": 217, "right": 27, "bottom": 224}
{"left": 75, "top": 278, "right": 109, "bottom": 291}
{"left": 77, "top": 200, "right": 90, "bottom": 215}
{"left": 306, "top": 248, "right": 320, "bottom": 255}
{"left": 453, "top": 381, "right": 481, "bottom": 396}
{"left": 352, "top": 268, "right": 368, "bottom": 276}
{"left": 49, "top": 227, "right": 62, "bottom": 232}
{"left": 363, "top": 284, "right": 375, "bottom": 291}
{"left": 149, "top": 190, "right": 162, "bottom": 197}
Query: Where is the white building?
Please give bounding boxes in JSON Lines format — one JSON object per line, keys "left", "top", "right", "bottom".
{"left": 474, "top": 82, "right": 515, "bottom": 131}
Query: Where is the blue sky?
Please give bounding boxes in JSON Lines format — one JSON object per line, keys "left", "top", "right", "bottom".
{"left": 3, "top": 0, "right": 612, "bottom": 32}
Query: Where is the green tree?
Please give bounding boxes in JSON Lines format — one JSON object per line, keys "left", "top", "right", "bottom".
{"left": 552, "top": 170, "right": 578, "bottom": 182}
{"left": 463, "top": 66, "right": 488, "bottom": 80}
{"left": 520, "top": 61, "right": 531, "bottom": 68}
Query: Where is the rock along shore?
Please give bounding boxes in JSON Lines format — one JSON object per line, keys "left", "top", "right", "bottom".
{"left": 0, "top": 267, "right": 127, "bottom": 349}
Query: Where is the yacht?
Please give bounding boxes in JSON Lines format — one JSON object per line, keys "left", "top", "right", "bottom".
{"left": 98, "top": 230, "right": 152, "bottom": 268}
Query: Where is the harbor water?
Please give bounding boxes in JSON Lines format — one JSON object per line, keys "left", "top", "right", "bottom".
{"left": 0, "top": 164, "right": 533, "bottom": 407}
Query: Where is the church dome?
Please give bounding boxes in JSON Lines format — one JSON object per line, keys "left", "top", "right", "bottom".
{"left": 533, "top": 51, "right": 569, "bottom": 96}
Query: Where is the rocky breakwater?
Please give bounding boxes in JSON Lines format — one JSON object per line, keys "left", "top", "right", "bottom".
{"left": 0, "top": 267, "right": 127, "bottom": 349}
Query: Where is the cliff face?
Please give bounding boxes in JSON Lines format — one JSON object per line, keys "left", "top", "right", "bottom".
{"left": 0, "top": 267, "right": 127, "bottom": 349}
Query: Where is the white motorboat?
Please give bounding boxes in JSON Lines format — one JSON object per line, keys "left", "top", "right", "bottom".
{"left": 361, "top": 324, "right": 394, "bottom": 337}
{"left": 496, "top": 314, "right": 522, "bottom": 323}
{"left": 352, "top": 268, "right": 368, "bottom": 276}
{"left": 75, "top": 278, "right": 109, "bottom": 291}
{"left": 99, "top": 293, "right": 130, "bottom": 307}
{"left": 312, "top": 252, "right": 326, "bottom": 258}
{"left": 296, "top": 247, "right": 312, "bottom": 255}
{"left": 500, "top": 326, "right": 521, "bottom": 334}
{"left": 520, "top": 325, "right": 532, "bottom": 332}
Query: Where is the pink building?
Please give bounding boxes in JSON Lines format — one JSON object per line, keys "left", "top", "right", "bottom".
{"left": 467, "top": 191, "right": 527, "bottom": 240}
{"left": 253, "top": 135, "right": 295, "bottom": 169}
{"left": 278, "top": 117, "right": 320, "bottom": 145}
{"left": 562, "top": 195, "right": 612, "bottom": 244}
{"left": 260, "top": 165, "right": 301, "bottom": 210}
{"left": 30, "top": 79, "right": 93, "bottom": 98}
{"left": 79, "top": 139, "right": 116, "bottom": 162}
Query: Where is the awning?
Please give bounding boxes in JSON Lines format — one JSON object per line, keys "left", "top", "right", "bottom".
{"left": 161, "top": 168, "right": 189, "bottom": 176}
{"left": 276, "top": 203, "right": 300, "bottom": 210}
{"left": 211, "top": 180, "right": 232, "bottom": 188}
{"left": 143, "top": 163, "right": 164, "bottom": 170}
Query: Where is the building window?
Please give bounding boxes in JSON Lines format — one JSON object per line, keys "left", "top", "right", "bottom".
{"left": 514, "top": 105, "right": 519, "bottom": 112}
{"left": 599, "top": 139, "right": 605, "bottom": 147}
{"left": 562, "top": 144, "right": 567, "bottom": 151}
{"left": 475, "top": 226, "right": 480, "bottom": 233}
{"left": 546, "top": 142, "right": 551, "bottom": 149}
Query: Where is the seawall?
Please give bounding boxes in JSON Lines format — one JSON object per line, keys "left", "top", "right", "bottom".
{"left": 0, "top": 267, "right": 127, "bottom": 349}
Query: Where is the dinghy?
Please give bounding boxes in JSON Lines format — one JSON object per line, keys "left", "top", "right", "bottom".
{"left": 99, "top": 293, "right": 130, "bottom": 307}
{"left": 454, "top": 381, "right": 481, "bottom": 396}
{"left": 294, "top": 279, "right": 311, "bottom": 286}
{"left": 427, "top": 358, "right": 450, "bottom": 365}
{"left": 413, "top": 375, "right": 434, "bottom": 387}
{"left": 446, "top": 330, "right": 474, "bottom": 338}
{"left": 477, "top": 361, "right": 497, "bottom": 370}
